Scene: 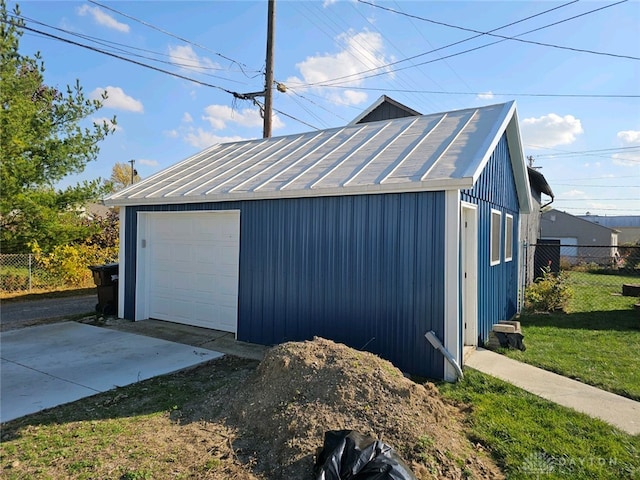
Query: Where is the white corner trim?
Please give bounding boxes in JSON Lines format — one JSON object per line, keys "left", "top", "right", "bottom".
{"left": 117, "top": 207, "right": 126, "bottom": 319}
{"left": 444, "top": 190, "right": 461, "bottom": 382}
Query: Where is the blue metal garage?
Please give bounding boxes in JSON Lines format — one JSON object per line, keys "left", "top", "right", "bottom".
{"left": 105, "top": 100, "right": 531, "bottom": 380}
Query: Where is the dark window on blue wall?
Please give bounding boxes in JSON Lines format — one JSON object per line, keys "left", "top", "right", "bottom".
{"left": 491, "top": 209, "right": 501, "bottom": 266}
{"left": 505, "top": 214, "right": 513, "bottom": 262}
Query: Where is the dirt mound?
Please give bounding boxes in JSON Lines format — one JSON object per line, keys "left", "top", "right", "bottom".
{"left": 219, "top": 337, "right": 503, "bottom": 479}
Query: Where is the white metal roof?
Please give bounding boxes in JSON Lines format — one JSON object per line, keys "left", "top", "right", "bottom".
{"left": 105, "top": 101, "right": 530, "bottom": 211}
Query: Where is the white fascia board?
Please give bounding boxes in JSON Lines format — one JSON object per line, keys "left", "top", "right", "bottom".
{"left": 443, "top": 189, "right": 461, "bottom": 382}
{"left": 117, "top": 207, "right": 126, "bottom": 319}
{"left": 505, "top": 109, "right": 532, "bottom": 214}
{"left": 104, "top": 178, "right": 476, "bottom": 207}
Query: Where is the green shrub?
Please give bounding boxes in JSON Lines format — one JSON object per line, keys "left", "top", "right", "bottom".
{"left": 33, "top": 243, "right": 118, "bottom": 288}
{"left": 525, "top": 266, "right": 573, "bottom": 312}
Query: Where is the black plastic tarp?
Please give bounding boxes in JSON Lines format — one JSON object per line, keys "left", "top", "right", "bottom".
{"left": 314, "top": 430, "right": 417, "bottom": 480}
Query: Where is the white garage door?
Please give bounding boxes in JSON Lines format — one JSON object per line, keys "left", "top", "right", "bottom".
{"left": 143, "top": 211, "right": 240, "bottom": 332}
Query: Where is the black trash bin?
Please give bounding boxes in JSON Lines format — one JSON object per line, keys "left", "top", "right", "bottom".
{"left": 89, "top": 263, "right": 119, "bottom": 316}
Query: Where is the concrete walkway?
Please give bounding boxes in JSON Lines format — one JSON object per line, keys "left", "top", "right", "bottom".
{"left": 465, "top": 348, "right": 640, "bottom": 435}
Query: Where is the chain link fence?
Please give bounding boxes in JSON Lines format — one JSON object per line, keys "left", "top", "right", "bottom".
{"left": 1, "top": 253, "right": 98, "bottom": 294}
{"left": 1, "top": 254, "right": 50, "bottom": 293}
{"left": 527, "top": 242, "right": 640, "bottom": 292}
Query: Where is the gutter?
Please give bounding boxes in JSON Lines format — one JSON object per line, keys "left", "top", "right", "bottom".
{"left": 424, "top": 331, "right": 464, "bottom": 381}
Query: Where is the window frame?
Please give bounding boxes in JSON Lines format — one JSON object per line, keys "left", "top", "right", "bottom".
{"left": 490, "top": 209, "right": 502, "bottom": 266}
{"left": 504, "top": 213, "right": 514, "bottom": 262}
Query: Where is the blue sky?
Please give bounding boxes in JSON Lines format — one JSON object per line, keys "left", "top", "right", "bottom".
{"left": 9, "top": 0, "right": 640, "bottom": 216}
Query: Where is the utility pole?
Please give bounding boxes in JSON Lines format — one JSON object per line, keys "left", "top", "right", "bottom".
{"left": 129, "top": 159, "right": 135, "bottom": 185}
{"left": 263, "top": 0, "right": 276, "bottom": 138}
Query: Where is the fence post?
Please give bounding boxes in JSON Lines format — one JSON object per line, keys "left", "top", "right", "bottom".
{"left": 28, "top": 253, "right": 32, "bottom": 292}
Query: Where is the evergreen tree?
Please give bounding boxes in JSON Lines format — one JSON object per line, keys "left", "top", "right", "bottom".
{"left": 0, "top": 1, "right": 116, "bottom": 252}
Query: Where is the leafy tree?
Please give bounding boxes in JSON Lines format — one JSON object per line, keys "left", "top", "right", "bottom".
{"left": 106, "top": 162, "right": 141, "bottom": 192}
{"left": 0, "top": 1, "right": 116, "bottom": 253}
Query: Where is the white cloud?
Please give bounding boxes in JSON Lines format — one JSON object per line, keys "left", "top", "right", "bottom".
{"left": 168, "top": 45, "right": 219, "bottom": 72}
{"left": 92, "top": 117, "right": 121, "bottom": 132}
{"left": 286, "top": 30, "right": 392, "bottom": 106}
{"left": 477, "top": 91, "right": 494, "bottom": 100}
{"left": 182, "top": 112, "right": 193, "bottom": 123}
{"left": 617, "top": 130, "right": 640, "bottom": 144}
{"left": 77, "top": 5, "right": 129, "bottom": 33}
{"left": 203, "top": 104, "right": 284, "bottom": 131}
{"left": 184, "top": 128, "right": 249, "bottom": 149}
{"left": 563, "top": 189, "right": 586, "bottom": 198}
{"left": 521, "top": 113, "right": 583, "bottom": 149}
{"left": 613, "top": 129, "right": 640, "bottom": 166}
{"left": 90, "top": 86, "right": 144, "bottom": 113}
{"left": 137, "top": 159, "right": 159, "bottom": 167}
{"left": 323, "top": 0, "right": 339, "bottom": 6}
{"left": 163, "top": 129, "right": 179, "bottom": 138}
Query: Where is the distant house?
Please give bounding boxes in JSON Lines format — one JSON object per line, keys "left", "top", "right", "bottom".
{"left": 540, "top": 209, "right": 618, "bottom": 265}
{"left": 578, "top": 215, "right": 640, "bottom": 244}
{"left": 105, "top": 100, "right": 532, "bottom": 381}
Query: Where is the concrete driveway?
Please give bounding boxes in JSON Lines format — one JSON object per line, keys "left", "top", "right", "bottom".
{"left": 0, "top": 322, "right": 222, "bottom": 423}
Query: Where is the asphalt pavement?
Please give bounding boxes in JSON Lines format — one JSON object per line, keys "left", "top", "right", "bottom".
{"left": 0, "top": 294, "right": 96, "bottom": 331}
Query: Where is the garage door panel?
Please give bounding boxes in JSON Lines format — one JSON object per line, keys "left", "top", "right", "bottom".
{"left": 144, "top": 212, "right": 239, "bottom": 333}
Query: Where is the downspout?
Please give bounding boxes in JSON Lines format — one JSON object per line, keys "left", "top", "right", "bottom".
{"left": 425, "top": 331, "right": 464, "bottom": 381}
{"left": 541, "top": 194, "right": 554, "bottom": 210}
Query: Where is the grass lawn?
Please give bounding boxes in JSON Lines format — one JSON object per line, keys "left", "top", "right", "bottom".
{"left": 2, "top": 358, "right": 639, "bottom": 480}
{"left": 505, "top": 271, "right": 640, "bottom": 400}
{"left": 438, "top": 369, "right": 640, "bottom": 479}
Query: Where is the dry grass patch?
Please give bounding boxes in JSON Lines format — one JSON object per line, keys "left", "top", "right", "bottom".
{"left": 1, "top": 338, "right": 502, "bottom": 479}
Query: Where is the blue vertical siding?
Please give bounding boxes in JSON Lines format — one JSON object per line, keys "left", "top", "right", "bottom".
{"left": 461, "top": 133, "right": 520, "bottom": 342}
{"left": 124, "top": 191, "right": 446, "bottom": 378}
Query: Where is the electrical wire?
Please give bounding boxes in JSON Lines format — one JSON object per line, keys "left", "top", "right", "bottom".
{"left": 15, "top": 15, "right": 251, "bottom": 85}
{"left": 16, "top": 22, "right": 239, "bottom": 94}
{"left": 87, "top": 0, "right": 258, "bottom": 76}
{"left": 358, "top": 0, "right": 637, "bottom": 61}
{"left": 272, "top": 107, "right": 320, "bottom": 130}
{"left": 294, "top": 1, "right": 634, "bottom": 88}
{"left": 17, "top": 13, "right": 259, "bottom": 75}
{"left": 281, "top": 84, "right": 640, "bottom": 99}
{"left": 9, "top": 19, "right": 321, "bottom": 133}
{"left": 533, "top": 146, "right": 640, "bottom": 157}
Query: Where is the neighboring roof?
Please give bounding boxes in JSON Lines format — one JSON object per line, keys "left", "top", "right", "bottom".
{"left": 79, "top": 202, "right": 112, "bottom": 219}
{"left": 527, "top": 167, "right": 554, "bottom": 198}
{"left": 578, "top": 215, "right": 640, "bottom": 228}
{"left": 349, "top": 95, "right": 422, "bottom": 125}
{"left": 105, "top": 101, "right": 531, "bottom": 213}
{"left": 542, "top": 209, "right": 619, "bottom": 234}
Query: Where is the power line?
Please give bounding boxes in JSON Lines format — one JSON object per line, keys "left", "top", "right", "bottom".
{"left": 18, "top": 13, "right": 259, "bottom": 75}
{"left": 533, "top": 146, "right": 640, "bottom": 157}
{"left": 272, "top": 107, "right": 319, "bottom": 131}
{"left": 16, "top": 15, "right": 251, "bottom": 85}
{"left": 281, "top": 84, "right": 640, "bottom": 99}
{"left": 296, "top": 0, "right": 579, "bottom": 88}
{"left": 358, "top": 0, "right": 637, "bottom": 61}
{"left": 16, "top": 22, "right": 238, "bottom": 94}
{"left": 295, "top": 1, "right": 633, "bottom": 88}
{"left": 554, "top": 206, "right": 640, "bottom": 212}
{"left": 553, "top": 184, "right": 640, "bottom": 187}
{"left": 11, "top": 19, "right": 321, "bottom": 133}
{"left": 87, "top": 0, "right": 257, "bottom": 76}
{"left": 555, "top": 198, "right": 639, "bottom": 201}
